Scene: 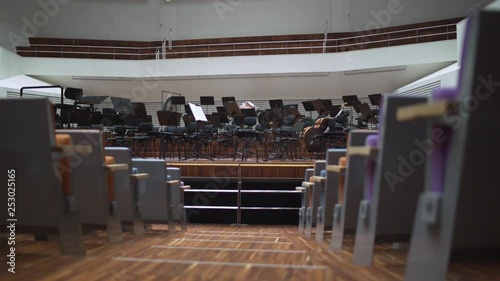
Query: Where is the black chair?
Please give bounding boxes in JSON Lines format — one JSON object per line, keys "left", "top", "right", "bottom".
{"left": 132, "top": 123, "right": 154, "bottom": 158}
{"left": 233, "top": 117, "right": 262, "bottom": 161}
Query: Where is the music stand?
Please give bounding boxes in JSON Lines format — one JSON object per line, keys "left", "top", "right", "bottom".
{"left": 200, "top": 96, "right": 215, "bottom": 113}
{"left": 302, "top": 101, "right": 315, "bottom": 118}
{"left": 157, "top": 110, "right": 172, "bottom": 126}
{"left": 342, "top": 95, "right": 360, "bottom": 106}
{"left": 224, "top": 101, "right": 241, "bottom": 117}
{"left": 171, "top": 96, "right": 186, "bottom": 105}
{"left": 111, "top": 97, "right": 136, "bottom": 116}
{"left": 77, "top": 96, "right": 108, "bottom": 112}
{"left": 200, "top": 96, "right": 215, "bottom": 105}
{"left": 222, "top": 97, "right": 236, "bottom": 104}
{"left": 207, "top": 115, "right": 221, "bottom": 127}
{"left": 213, "top": 112, "right": 229, "bottom": 124}
{"left": 269, "top": 99, "right": 283, "bottom": 109}
{"left": 368, "top": 93, "right": 382, "bottom": 106}
{"left": 358, "top": 102, "right": 377, "bottom": 124}
{"left": 329, "top": 105, "right": 342, "bottom": 118}
{"left": 312, "top": 99, "right": 329, "bottom": 117}
{"left": 184, "top": 104, "right": 193, "bottom": 116}
{"left": 352, "top": 100, "right": 362, "bottom": 114}
{"left": 268, "top": 109, "right": 283, "bottom": 127}
{"left": 217, "top": 106, "right": 227, "bottom": 113}
{"left": 132, "top": 102, "right": 148, "bottom": 119}
{"left": 168, "top": 112, "right": 182, "bottom": 127}
{"left": 241, "top": 108, "right": 257, "bottom": 117}
{"left": 322, "top": 99, "right": 333, "bottom": 110}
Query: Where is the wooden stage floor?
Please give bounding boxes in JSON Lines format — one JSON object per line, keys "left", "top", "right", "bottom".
{"left": 1, "top": 225, "right": 499, "bottom": 281}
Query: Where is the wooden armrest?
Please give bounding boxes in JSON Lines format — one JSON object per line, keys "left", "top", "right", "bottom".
{"left": 327, "top": 165, "right": 346, "bottom": 173}
{"left": 396, "top": 100, "right": 458, "bottom": 122}
{"left": 166, "top": 180, "right": 180, "bottom": 185}
{"left": 296, "top": 186, "right": 306, "bottom": 191}
{"left": 53, "top": 145, "right": 92, "bottom": 156}
{"left": 181, "top": 185, "right": 191, "bottom": 190}
{"left": 131, "top": 173, "right": 149, "bottom": 180}
{"left": 302, "top": 182, "right": 314, "bottom": 187}
{"left": 105, "top": 164, "right": 129, "bottom": 172}
{"left": 312, "top": 176, "right": 326, "bottom": 183}
{"left": 348, "top": 146, "right": 378, "bottom": 159}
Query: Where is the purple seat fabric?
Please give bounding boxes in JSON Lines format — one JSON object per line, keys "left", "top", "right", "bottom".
{"left": 430, "top": 88, "right": 457, "bottom": 193}
{"left": 428, "top": 17, "right": 472, "bottom": 194}
{"left": 365, "top": 134, "right": 379, "bottom": 201}
{"left": 432, "top": 87, "right": 459, "bottom": 101}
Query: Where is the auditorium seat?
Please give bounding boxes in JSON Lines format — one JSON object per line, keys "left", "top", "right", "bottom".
{"left": 0, "top": 99, "right": 88, "bottom": 255}
{"left": 57, "top": 129, "right": 129, "bottom": 244}
{"left": 105, "top": 147, "right": 149, "bottom": 236}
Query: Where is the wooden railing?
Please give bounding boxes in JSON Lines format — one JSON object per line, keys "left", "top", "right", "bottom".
{"left": 16, "top": 18, "right": 460, "bottom": 60}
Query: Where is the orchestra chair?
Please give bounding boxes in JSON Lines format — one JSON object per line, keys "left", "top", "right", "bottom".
{"left": 132, "top": 159, "right": 183, "bottom": 231}
{"left": 304, "top": 161, "right": 326, "bottom": 237}
{"left": 0, "top": 99, "right": 88, "bottom": 255}
{"left": 57, "top": 130, "right": 129, "bottom": 244}
{"left": 313, "top": 149, "right": 346, "bottom": 242}
{"left": 105, "top": 147, "right": 149, "bottom": 236}
{"left": 330, "top": 130, "right": 375, "bottom": 251}
{"left": 233, "top": 117, "right": 263, "bottom": 161}
{"left": 400, "top": 10, "right": 500, "bottom": 280}
{"left": 351, "top": 95, "right": 427, "bottom": 266}
{"left": 297, "top": 168, "right": 315, "bottom": 233}
{"left": 131, "top": 122, "right": 155, "bottom": 158}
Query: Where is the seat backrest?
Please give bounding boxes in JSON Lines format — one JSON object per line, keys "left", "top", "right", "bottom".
{"left": 131, "top": 159, "right": 169, "bottom": 221}
{"left": 105, "top": 147, "right": 135, "bottom": 221}
{"left": 57, "top": 130, "right": 109, "bottom": 225}
{"left": 243, "top": 116, "right": 257, "bottom": 127}
{"left": 0, "top": 99, "right": 63, "bottom": 227}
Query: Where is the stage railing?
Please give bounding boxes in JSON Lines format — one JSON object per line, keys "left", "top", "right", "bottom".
{"left": 17, "top": 20, "right": 458, "bottom": 60}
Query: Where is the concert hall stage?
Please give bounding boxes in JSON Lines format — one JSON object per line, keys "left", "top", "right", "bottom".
{"left": 167, "top": 160, "right": 314, "bottom": 225}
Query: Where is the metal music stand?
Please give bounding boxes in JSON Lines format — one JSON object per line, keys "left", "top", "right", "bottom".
{"left": 213, "top": 112, "right": 229, "bottom": 125}
{"left": 342, "top": 95, "right": 360, "bottom": 106}
{"left": 302, "top": 101, "right": 315, "bottom": 118}
{"left": 322, "top": 99, "right": 333, "bottom": 110}
{"left": 157, "top": 110, "right": 172, "bottom": 126}
{"left": 368, "top": 93, "right": 382, "bottom": 107}
{"left": 77, "top": 96, "right": 109, "bottom": 112}
{"left": 223, "top": 101, "right": 241, "bottom": 117}
{"left": 111, "top": 97, "right": 136, "bottom": 116}
{"left": 358, "top": 102, "right": 377, "bottom": 124}
{"left": 184, "top": 104, "right": 193, "bottom": 116}
{"left": 312, "top": 99, "right": 329, "bottom": 117}
{"left": 269, "top": 99, "right": 284, "bottom": 109}
{"left": 217, "top": 106, "right": 227, "bottom": 113}
{"left": 200, "top": 96, "right": 215, "bottom": 113}
{"left": 329, "top": 105, "right": 342, "bottom": 117}
{"left": 222, "top": 97, "right": 236, "bottom": 104}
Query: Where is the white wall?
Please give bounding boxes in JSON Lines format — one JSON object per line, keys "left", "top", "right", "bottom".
{"left": 21, "top": 40, "right": 457, "bottom": 78}
{"left": 0, "top": 0, "right": 483, "bottom": 45}
{"left": 37, "top": 61, "right": 451, "bottom": 103}
{"left": 0, "top": 48, "right": 22, "bottom": 80}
